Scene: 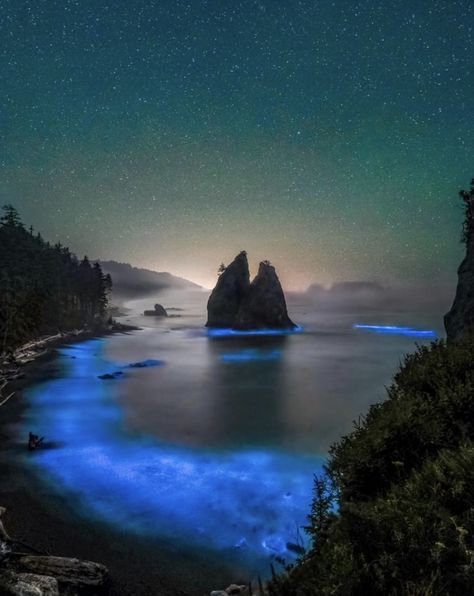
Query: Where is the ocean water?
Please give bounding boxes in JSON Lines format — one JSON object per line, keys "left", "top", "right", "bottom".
{"left": 21, "top": 290, "right": 443, "bottom": 578}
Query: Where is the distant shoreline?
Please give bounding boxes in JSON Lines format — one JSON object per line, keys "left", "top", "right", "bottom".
{"left": 1, "top": 320, "right": 140, "bottom": 369}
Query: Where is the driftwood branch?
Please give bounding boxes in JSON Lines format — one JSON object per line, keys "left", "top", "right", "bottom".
{"left": 0, "top": 392, "right": 15, "bottom": 408}
{"left": 0, "top": 507, "right": 11, "bottom": 542}
{"left": 0, "top": 379, "right": 14, "bottom": 408}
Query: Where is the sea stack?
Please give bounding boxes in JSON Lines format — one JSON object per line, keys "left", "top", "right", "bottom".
{"left": 444, "top": 232, "right": 474, "bottom": 341}
{"left": 236, "top": 261, "right": 296, "bottom": 330}
{"left": 144, "top": 304, "right": 168, "bottom": 317}
{"left": 206, "top": 252, "right": 296, "bottom": 330}
{"left": 206, "top": 251, "right": 250, "bottom": 327}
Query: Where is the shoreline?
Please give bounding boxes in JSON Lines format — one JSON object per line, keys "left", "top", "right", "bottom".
{"left": 0, "top": 326, "right": 239, "bottom": 595}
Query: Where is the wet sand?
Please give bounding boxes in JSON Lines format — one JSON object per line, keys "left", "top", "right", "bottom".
{"left": 0, "top": 346, "right": 240, "bottom": 596}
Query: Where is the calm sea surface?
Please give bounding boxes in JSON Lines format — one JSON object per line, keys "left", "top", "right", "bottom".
{"left": 20, "top": 290, "right": 443, "bottom": 578}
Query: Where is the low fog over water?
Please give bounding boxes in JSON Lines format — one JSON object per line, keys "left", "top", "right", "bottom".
{"left": 115, "top": 286, "right": 448, "bottom": 453}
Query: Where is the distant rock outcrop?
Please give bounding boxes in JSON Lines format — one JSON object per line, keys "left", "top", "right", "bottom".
{"left": 206, "top": 252, "right": 250, "bottom": 327}
{"left": 306, "top": 283, "right": 326, "bottom": 299}
{"left": 445, "top": 235, "right": 474, "bottom": 341}
{"left": 330, "top": 281, "right": 385, "bottom": 298}
{"left": 206, "top": 253, "right": 295, "bottom": 330}
{"left": 235, "top": 261, "right": 296, "bottom": 330}
{"left": 144, "top": 304, "right": 168, "bottom": 317}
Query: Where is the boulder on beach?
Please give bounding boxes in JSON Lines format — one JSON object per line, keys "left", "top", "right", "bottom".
{"left": 144, "top": 304, "right": 168, "bottom": 317}
{"left": 206, "top": 251, "right": 250, "bottom": 328}
{"left": 235, "top": 261, "right": 296, "bottom": 330}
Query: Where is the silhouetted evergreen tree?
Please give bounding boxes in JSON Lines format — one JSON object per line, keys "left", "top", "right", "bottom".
{"left": 460, "top": 178, "right": 474, "bottom": 243}
{"left": 0, "top": 205, "right": 112, "bottom": 356}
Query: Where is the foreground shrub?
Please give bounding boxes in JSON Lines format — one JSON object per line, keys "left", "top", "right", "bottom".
{"left": 269, "top": 337, "right": 474, "bottom": 595}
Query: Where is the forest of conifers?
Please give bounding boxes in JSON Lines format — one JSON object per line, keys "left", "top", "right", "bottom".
{"left": 0, "top": 204, "right": 112, "bottom": 356}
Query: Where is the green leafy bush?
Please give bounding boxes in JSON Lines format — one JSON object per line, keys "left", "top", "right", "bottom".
{"left": 269, "top": 337, "right": 474, "bottom": 595}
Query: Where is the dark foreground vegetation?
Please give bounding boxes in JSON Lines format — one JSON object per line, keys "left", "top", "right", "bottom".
{"left": 270, "top": 180, "right": 474, "bottom": 595}
{"left": 269, "top": 337, "right": 474, "bottom": 595}
{"left": 0, "top": 205, "right": 112, "bottom": 356}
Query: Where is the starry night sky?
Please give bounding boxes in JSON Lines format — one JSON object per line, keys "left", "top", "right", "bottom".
{"left": 1, "top": 1, "right": 473, "bottom": 289}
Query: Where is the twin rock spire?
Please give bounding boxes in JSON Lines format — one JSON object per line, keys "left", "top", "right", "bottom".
{"left": 206, "top": 251, "right": 296, "bottom": 330}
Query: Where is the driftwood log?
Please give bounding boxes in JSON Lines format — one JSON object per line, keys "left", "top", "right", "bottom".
{"left": 0, "top": 569, "right": 59, "bottom": 596}
{"left": 0, "top": 507, "right": 11, "bottom": 541}
{"left": 0, "top": 506, "right": 109, "bottom": 594}
{"left": 17, "top": 556, "right": 108, "bottom": 587}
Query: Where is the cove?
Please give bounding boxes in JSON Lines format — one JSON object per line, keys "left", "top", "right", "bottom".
{"left": 22, "top": 338, "right": 322, "bottom": 574}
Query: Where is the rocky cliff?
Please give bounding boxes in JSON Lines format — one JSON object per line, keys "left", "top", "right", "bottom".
{"left": 206, "top": 251, "right": 250, "bottom": 327}
{"left": 445, "top": 180, "right": 474, "bottom": 342}
{"left": 445, "top": 235, "right": 474, "bottom": 341}
{"left": 206, "top": 253, "right": 295, "bottom": 330}
{"left": 235, "top": 261, "right": 296, "bottom": 330}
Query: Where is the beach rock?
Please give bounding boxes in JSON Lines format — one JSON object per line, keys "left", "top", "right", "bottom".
{"left": 226, "top": 584, "right": 249, "bottom": 594}
{"left": 210, "top": 585, "right": 250, "bottom": 596}
{"left": 235, "top": 261, "right": 296, "bottom": 330}
{"left": 98, "top": 371, "right": 124, "bottom": 380}
{"left": 18, "top": 556, "right": 108, "bottom": 588}
{"left": 445, "top": 233, "right": 474, "bottom": 341}
{"left": 0, "top": 570, "right": 59, "bottom": 596}
{"left": 0, "top": 506, "right": 11, "bottom": 541}
{"left": 127, "top": 359, "right": 163, "bottom": 368}
{"left": 144, "top": 304, "right": 168, "bottom": 317}
{"left": 206, "top": 252, "right": 250, "bottom": 328}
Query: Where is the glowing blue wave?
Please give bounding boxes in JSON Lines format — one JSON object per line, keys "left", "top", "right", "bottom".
{"left": 220, "top": 349, "right": 282, "bottom": 363}
{"left": 207, "top": 325, "right": 303, "bottom": 338}
{"left": 23, "top": 340, "right": 320, "bottom": 573}
{"left": 353, "top": 324, "right": 436, "bottom": 338}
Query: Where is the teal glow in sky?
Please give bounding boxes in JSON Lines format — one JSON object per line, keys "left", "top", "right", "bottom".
{"left": 1, "top": 1, "right": 473, "bottom": 288}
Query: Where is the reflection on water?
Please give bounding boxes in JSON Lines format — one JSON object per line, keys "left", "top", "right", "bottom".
{"left": 21, "top": 290, "right": 442, "bottom": 577}
{"left": 220, "top": 348, "right": 282, "bottom": 362}
{"left": 207, "top": 326, "right": 303, "bottom": 337}
{"left": 24, "top": 339, "right": 320, "bottom": 574}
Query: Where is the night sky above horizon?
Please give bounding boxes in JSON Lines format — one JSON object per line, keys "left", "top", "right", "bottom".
{"left": 1, "top": 1, "right": 473, "bottom": 290}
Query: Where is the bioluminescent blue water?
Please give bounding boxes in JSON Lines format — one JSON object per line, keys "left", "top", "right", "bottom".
{"left": 353, "top": 324, "right": 436, "bottom": 338}
{"left": 24, "top": 339, "right": 321, "bottom": 572}
{"left": 220, "top": 349, "right": 282, "bottom": 363}
{"left": 207, "top": 325, "right": 303, "bottom": 338}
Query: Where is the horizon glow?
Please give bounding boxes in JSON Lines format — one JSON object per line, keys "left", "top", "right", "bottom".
{"left": 3, "top": 1, "right": 472, "bottom": 289}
